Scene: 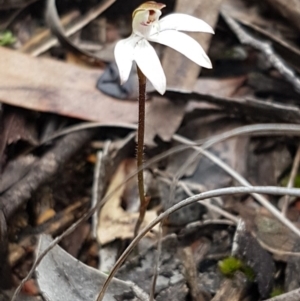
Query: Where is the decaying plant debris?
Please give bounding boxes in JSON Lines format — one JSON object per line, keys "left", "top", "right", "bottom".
{"left": 1, "top": 0, "right": 300, "bottom": 300}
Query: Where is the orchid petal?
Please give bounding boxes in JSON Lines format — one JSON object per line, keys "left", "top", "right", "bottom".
{"left": 134, "top": 39, "right": 166, "bottom": 95}
{"left": 158, "top": 13, "right": 214, "bottom": 33}
{"left": 149, "top": 30, "right": 212, "bottom": 68}
{"left": 114, "top": 34, "right": 141, "bottom": 84}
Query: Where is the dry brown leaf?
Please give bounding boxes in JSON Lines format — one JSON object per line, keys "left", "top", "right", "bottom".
{"left": 254, "top": 211, "right": 296, "bottom": 259}
{"left": 0, "top": 107, "right": 38, "bottom": 166}
{"left": 145, "top": 96, "right": 187, "bottom": 146}
{"left": 247, "top": 141, "right": 292, "bottom": 187}
{"left": 61, "top": 223, "right": 90, "bottom": 258}
{"left": 36, "top": 209, "right": 56, "bottom": 225}
{"left": 0, "top": 47, "right": 141, "bottom": 123}
{"left": 2, "top": 108, "right": 38, "bottom": 143}
{"left": 266, "top": 0, "right": 300, "bottom": 32}
{"left": 168, "top": 117, "right": 249, "bottom": 180}
{"left": 211, "top": 273, "right": 249, "bottom": 301}
{"left": 238, "top": 207, "right": 296, "bottom": 261}
{"left": 193, "top": 76, "right": 247, "bottom": 98}
{"left": 97, "top": 160, "right": 157, "bottom": 245}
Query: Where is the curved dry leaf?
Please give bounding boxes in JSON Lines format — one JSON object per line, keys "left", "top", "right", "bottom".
{"left": 36, "top": 235, "right": 149, "bottom": 301}
{"left": 98, "top": 159, "right": 158, "bottom": 245}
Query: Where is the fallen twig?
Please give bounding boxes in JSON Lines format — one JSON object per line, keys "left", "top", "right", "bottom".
{"left": 12, "top": 122, "right": 300, "bottom": 299}
{"left": 173, "top": 134, "right": 300, "bottom": 238}
{"left": 21, "top": 0, "right": 115, "bottom": 57}
{"left": 221, "top": 12, "right": 300, "bottom": 93}
{"left": 0, "top": 129, "right": 95, "bottom": 293}
{"left": 158, "top": 170, "right": 300, "bottom": 258}
{"left": 91, "top": 141, "right": 110, "bottom": 238}
{"left": 1, "top": 130, "right": 95, "bottom": 219}
{"left": 9, "top": 198, "right": 88, "bottom": 266}
{"left": 282, "top": 145, "right": 300, "bottom": 215}
{"left": 97, "top": 186, "right": 300, "bottom": 300}
{"left": 46, "top": 0, "right": 113, "bottom": 67}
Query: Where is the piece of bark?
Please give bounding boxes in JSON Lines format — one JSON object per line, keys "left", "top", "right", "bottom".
{"left": 0, "top": 211, "right": 12, "bottom": 289}
{"left": 0, "top": 155, "right": 37, "bottom": 193}
{"left": 0, "top": 129, "right": 95, "bottom": 220}
{"left": 0, "top": 47, "right": 140, "bottom": 123}
{"left": 162, "top": 91, "right": 300, "bottom": 123}
{"left": 61, "top": 223, "right": 90, "bottom": 258}
{"left": 211, "top": 272, "right": 250, "bottom": 301}
{"left": 162, "top": 0, "right": 222, "bottom": 92}
{"left": 285, "top": 241, "right": 300, "bottom": 292}
{"left": 232, "top": 220, "right": 274, "bottom": 298}
{"left": 247, "top": 73, "right": 300, "bottom": 98}
{"left": 180, "top": 247, "right": 206, "bottom": 301}
{"left": 0, "top": 129, "right": 95, "bottom": 290}
{"left": 0, "top": 107, "right": 38, "bottom": 166}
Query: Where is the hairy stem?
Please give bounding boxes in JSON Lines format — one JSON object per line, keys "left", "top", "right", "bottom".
{"left": 134, "top": 66, "right": 148, "bottom": 237}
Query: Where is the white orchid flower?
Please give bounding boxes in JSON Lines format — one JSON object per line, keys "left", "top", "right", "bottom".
{"left": 114, "top": 1, "right": 214, "bottom": 95}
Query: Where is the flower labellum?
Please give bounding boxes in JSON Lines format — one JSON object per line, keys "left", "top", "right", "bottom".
{"left": 114, "top": 1, "right": 214, "bottom": 95}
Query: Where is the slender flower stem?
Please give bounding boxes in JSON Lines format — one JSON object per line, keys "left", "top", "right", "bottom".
{"left": 134, "top": 66, "right": 149, "bottom": 237}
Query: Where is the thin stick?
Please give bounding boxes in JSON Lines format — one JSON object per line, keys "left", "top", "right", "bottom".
{"left": 222, "top": 12, "right": 300, "bottom": 93}
{"left": 40, "top": 123, "right": 300, "bottom": 160}
{"left": 133, "top": 123, "right": 300, "bottom": 297}
{"left": 282, "top": 145, "right": 300, "bottom": 215}
{"left": 162, "top": 172, "right": 300, "bottom": 256}
{"left": 173, "top": 134, "right": 300, "bottom": 238}
{"left": 92, "top": 150, "right": 103, "bottom": 238}
{"left": 179, "top": 181, "right": 239, "bottom": 223}
{"left": 96, "top": 186, "right": 300, "bottom": 301}
{"left": 91, "top": 141, "right": 110, "bottom": 238}
{"left": 12, "top": 123, "right": 300, "bottom": 299}
{"left": 23, "top": 0, "right": 116, "bottom": 57}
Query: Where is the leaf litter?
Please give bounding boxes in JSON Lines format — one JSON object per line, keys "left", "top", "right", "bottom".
{"left": 1, "top": 0, "right": 300, "bottom": 301}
